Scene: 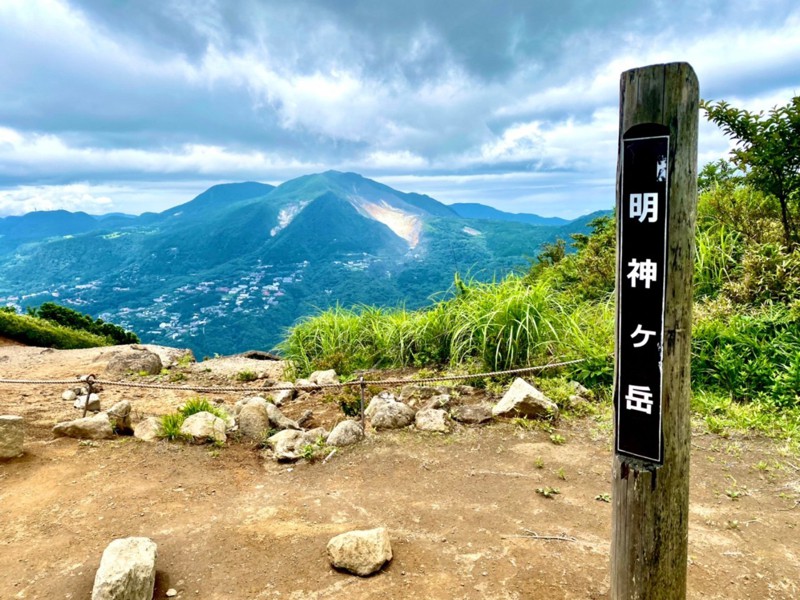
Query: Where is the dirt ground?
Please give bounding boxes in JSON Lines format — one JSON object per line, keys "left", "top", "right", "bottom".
{"left": 1, "top": 343, "right": 798, "bottom": 599}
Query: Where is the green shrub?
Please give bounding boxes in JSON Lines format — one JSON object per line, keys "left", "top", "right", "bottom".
{"left": 159, "top": 413, "right": 187, "bottom": 441}
{"left": 30, "top": 302, "right": 139, "bottom": 344}
{"left": 0, "top": 310, "right": 112, "bottom": 349}
{"left": 179, "top": 397, "right": 228, "bottom": 420}
{"left": 235, "top": 370, "right": 258, "bottom": 382}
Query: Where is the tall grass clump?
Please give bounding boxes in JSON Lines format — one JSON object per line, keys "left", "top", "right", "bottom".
{"left": 0, "top": 309, "right": 112, "bottom": 349}
{"left": 281, "top": 276, "right": 578, "bottom": 376}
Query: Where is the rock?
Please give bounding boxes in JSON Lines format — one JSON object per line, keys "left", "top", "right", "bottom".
{"left": 133, "top": 417, "right": 162, "bottom": 442}
{"left": 91, "top": 536, "right": 157, "bottom": 600}
{"left": 301, "top": 427, "right": 329, "bottom": 445}
{"left": 492, "top": 378, "right": 558, "bottom": 420}
{"left": 327, "top": 420, "right": 364, "bottom": 447}
{"left": 423, "top": 394, "right": 451, "bottom": 410}
{"left": 166, "top": 589, "right": 177, "bottom": 598}
{"left": 266, "top": 429, "right": 305, "bottom": 461}
{"left": 415, "top": 408, "right": 450, "bottom": 432}
{"left": 327, "top": 528, "right": 392, "bottom": 576}
{"left": 570, "top": 380, "right": 592, "bottom": 398}
{"left": 451, "top": 404, "right": 493, "bottom": 425}
{"left": 107, "top": 401, "right": 133, "bottom": 434}
{"left": 364, "top": 392, "right": 397, "bottom": 419}
{"left": 309, "top": 369, "right": 338, "bottom": 386}
{"left": 133, "top": 344, "right": 194, "bottom": 369}
{"left": 370, "top": 401, "right": 416, "bottom": 430}
{"left": 62, "top": 389, "right": 77, "bottom": 402}
{"left": 297, "top": 410, "right": 314, "bottom": 428}
{"left": 0, "top": 415, "right": 24, "bottom": 458}
{"left": 237, "top": 399, "right": 270, "bottom": 440}
{"left": 399, "top": 385, "right": 448, "bottom": 407}
{"left": 106, "top": 350, "right": 163, "bottom": 377}
{"left": 294, "top": 378, "right": 316, "bottom": 390}
{"left": 268, "top": 383, "right": 296, "bottom": 406}
{"left": 74, "top": 393, "right": 102, "bottom": 412}
{"left": 265, "top": 402, "right": 300, "bottom": 431}
{"left": 179, "top": 411, "right": 227, "bottom": 444}
{"left": 53, "top": 413, "right": 115, "bottom": 440}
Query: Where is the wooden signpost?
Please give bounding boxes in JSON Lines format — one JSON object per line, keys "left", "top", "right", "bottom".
{"left": 611, "top": 63, "right": 698, "bottom": 599}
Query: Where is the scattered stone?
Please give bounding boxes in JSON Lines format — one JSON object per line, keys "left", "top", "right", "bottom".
{"left": 451, "top": 404, "right": 493, "bottom": 425}
{"left": 133, "top": 417, "right": 162, "bottom": 442}
{"left": 106, "top": 349, "right": 163, "bottom": 377}
{"left": 132, "top": 344, "right": 194, "bottom": 369}
{"left": 327, "top": 527, "right": 392, "bottom": 576}
{"left": 415, "top": 408, "right": 450, "bottom": 432}
{"left": 74, "top": 393, "right": 102, "bottom": 413}
{"left": 62, "top": 389, "right": 77, "bottom": 402}
{"left": 166, "top": 589, "right": 177, "bottom": 597}
{"left": 0, "top": 415, "right": 24, "bottom": 458}
{"left": 107, "top": 401, "right": 133, "bottom": 434}
{"left": 492, "top": 378, "right": 558, "bottom": 420}
{"left": 309, "top": 369, "right": 338, "bottom": 386}
{"left": 294, "top": 378, "right": 315, "bottom": 390}
{"left": 237, "top": 398, "right": 271, "bottom": 440}
{"left": 53, "top": 413, "right": 115, "bottom": 440}
{"left": 301, "top": 427, "right": 329, "bottom": 445}
{"left": 268, "top": 383, "right": 296, "bottom": 406}
{"left": 423, "top": 394, "right": 451, "bottom": 410}
{"left": 265, "top": 402, "right": 300, "bottom": 431}
{"left": 179, "top": 411, "right": 227, "bottom": 444}
{"left": 399, "top": 385, "right": 448, "bottom": 407}
{"left": 370, "top": 401, "right": 416, "bottom": 430}
{"left": 91, "top": 536, "right": 157, "bottom": 600}
{"left": 297, "top": 410, "right": 314, "bottom": 428}
{"left": 364, "top": 392, "right": 396, "bottom": 419}
{"left": 570, "top": 380, "right": 592, "bottom": 398}
{"left": 266, "top": 429, "right": 305, "bottom": 461}
{"left": 327, "top": 420, "right": 364, "bottom": 447}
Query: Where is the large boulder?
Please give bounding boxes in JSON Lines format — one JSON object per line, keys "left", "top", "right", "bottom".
{"left": 414, "top": 408, "right": 450, "bottom": 433}
{"left": 106, "top": 350, "right": 163, "bottom": 377}
{"left": 364, "top": 392, "right": 397, "bottom": 419}
{"left": 451, "top": 404, "right": 493, "bottom": 425}
{"left": 327, "top": 528, "right": 392, "bottom": 576}
{"left": 107, "top": 401, "right": 133, "bottom": 435}
{"left": 492, "top": 378, "right": 559, "bottom": 420}
{"left": 133, "top": 417, "right": 162, "bottom": 442}
{"left": 0, "top": 415, "right": 24, "bottom": 458}
{"left": 370, "top": 401, "right": 416, "bottom": 430}
{"left": 265, "top": 429, "right": 305, "bottom": 461}
{"left": 327, "top": 420, "right": 364, "bottom": 447}
{"left": 91, "top": 537, "right": 157, "bottom": 600}
{"left": 237, "top": 398, "right": 271, "bottom": 440}
{"left": 309, "top": 369, "right": 338, "bottom": 386}
{"left": 53, "top": 413, "right": 115, "bottom": 440}
{"left": 180, "top": 411, "right": 227, "bottom": 444}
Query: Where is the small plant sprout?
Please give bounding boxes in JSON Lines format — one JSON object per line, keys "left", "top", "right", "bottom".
{"left": 236, "top": 370, "right": 258, "bottom": 382}
{"left": 557, "top": 467, "right": 567, "bottom": 481}
{"left": 550, "top": 433, "right": 566, "bottom": 445}
{"left": 595, "top": 493, "right": 611, "bottom": 503}
{"left": 533, "top": 456, "right": 545, "bottom": 469}
{"left": 535, "top": 486, "right": 560, "bottom": 499}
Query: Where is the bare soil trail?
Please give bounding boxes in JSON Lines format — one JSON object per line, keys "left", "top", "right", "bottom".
{"left": 1, "top": 342, "right": 798, "bottom": 599}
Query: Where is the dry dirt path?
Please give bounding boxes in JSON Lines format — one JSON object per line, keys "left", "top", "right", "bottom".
{"left": 1, "top": 343, "right": 798, "bottom": 599}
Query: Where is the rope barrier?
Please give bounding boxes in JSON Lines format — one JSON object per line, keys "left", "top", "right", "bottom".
{"left": 0, "top": 357, "right": 592, "bottom": 394}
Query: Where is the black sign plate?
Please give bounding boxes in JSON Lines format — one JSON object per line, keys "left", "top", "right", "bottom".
{"left": 615, "top": 129, "right": 669, "bottom": 464}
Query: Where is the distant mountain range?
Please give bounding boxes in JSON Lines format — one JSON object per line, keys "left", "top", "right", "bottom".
{"left": 0, "top": 171, "right": 609, "bottom": 356}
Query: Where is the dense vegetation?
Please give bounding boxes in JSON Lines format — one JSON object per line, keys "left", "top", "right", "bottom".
{"left": 0, "top": 303, "right": 138, "bottom": 349}
{"left": 282, "top": 96, "right": 800, "bottom": 445}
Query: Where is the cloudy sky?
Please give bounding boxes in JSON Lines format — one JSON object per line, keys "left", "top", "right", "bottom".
{"left": 1, "top": 0, "right": 799, "bottom": 219}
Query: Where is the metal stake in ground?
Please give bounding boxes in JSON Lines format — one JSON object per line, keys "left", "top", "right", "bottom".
{"left": 611, "top": 62, "right": 698, "bottom": 599}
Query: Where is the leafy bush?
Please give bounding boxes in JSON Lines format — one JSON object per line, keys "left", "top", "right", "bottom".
{"left": 0, "top": 310, "right": 111, "bottom": 349}
{"left": 159, "top": 413, "right": 187, "bottom": 441}
{"left": 29, "top": 302, "right": 139, "bottom": 344}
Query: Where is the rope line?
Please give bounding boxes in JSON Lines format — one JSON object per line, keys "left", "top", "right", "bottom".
{"left": 0, "top": 357, "right": 590, "bottom": 393}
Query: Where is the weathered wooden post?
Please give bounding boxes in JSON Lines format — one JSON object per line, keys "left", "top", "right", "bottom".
{"left": 611, "top": 62, "right": 698, "bottom": 599}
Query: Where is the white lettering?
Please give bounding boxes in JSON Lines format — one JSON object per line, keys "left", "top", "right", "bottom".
{"left": 625, "top": 385, "right": 654, "bottom": 414}
{"left": 629, "top": 193, "right": 658, "bottom": 223}
{"left": 627, "top": 258, "right": 658, "bottom": 289}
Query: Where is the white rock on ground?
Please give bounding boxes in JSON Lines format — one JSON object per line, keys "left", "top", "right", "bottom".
{"left": 492, "top": 377, "right": 559, "bottom": 420}
{"left": 266, "top": 429, "right": 305, "bottom": 461}
{"left": 450, "top": 404, "right": 493, "bottom": 425}
{"left": 265, "top": 402, "right": 300, "bottom": 430}
{"left": 309, "top": 369, "right": 338, "bottom": 386}
{"left": 105, "top": 350, "right": 163, "bottom": 377}
{"left": 91, "top": 536, "right": 157, "bottom": 600}
{"left": 179, "top": 411, "right": 227, "bottom": 444}
{"left": 364, "top": 392, "right": 396, "bottom": 419}
{"left": 74, "top": 393, "right": 101, "bottom": 412}
{"left": 327, "top": 528, "right": 392, "bottom": 576}
{"left": 107, "top": 401, "right": 133, "bottom": 434}
{"left": 414, "top": 408, "right": 450, "bottom": 432}
{"left": 133, "top": 417, "right": 162, "bottom": 442}
{"left": 327, "top": 420, "right": 364, "bottom": 447}
{"left": 237, "top": 398, "right": 271, "bottom": 440}
{"left": 62, "top": 389, "right": 77, "bottom": 402}
{"left": 0, "top": 415, "right": 24, "bottom": 458}
{"left": 269, "top": 383, "right": 296, "bottom": 406}
{"left": 370, "top": 401, "right": 416, "bottom": 430}
{"left": 53, "top": 413, "right": 115, "bottom": 440}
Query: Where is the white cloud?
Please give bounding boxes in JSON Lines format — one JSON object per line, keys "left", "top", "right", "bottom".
{"left": 0, "top": 183, "right": 112, "bottom": 216}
